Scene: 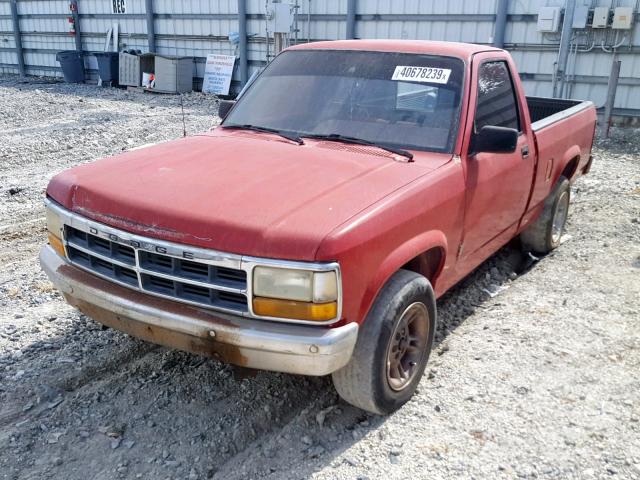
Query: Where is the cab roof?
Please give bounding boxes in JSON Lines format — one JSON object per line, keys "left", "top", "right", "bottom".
{"left": 287, "top": 39, "right": 503, "bottom": 61}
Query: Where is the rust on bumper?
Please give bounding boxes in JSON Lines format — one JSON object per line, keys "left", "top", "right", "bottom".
{"left": 40, "top": 246, "right": 358, "bottom": 376}
{"left": 67, "top": 297, "right": 251, "bottom": 367}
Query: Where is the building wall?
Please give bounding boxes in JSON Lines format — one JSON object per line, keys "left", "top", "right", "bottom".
{"left": 0, "top": 0, "right": 638, "bottom": 114}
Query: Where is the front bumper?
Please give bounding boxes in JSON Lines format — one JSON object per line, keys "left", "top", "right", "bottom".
{"left": 40, "top": 245, "right": 358, "bottom": 376}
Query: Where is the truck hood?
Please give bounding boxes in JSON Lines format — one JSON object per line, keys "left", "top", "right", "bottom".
{"left": 47, "top": 130, "right": 450, "bottom": 260}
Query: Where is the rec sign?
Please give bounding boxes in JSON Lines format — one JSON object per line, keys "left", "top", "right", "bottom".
{"left": 112, "top": 0, "right": 126, "bottom": 14}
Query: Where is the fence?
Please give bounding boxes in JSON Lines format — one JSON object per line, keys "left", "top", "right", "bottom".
{"left": 1, "top": 0, "right": 639, "bottom": 117}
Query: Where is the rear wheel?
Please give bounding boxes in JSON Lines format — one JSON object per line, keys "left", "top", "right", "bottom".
{"left": 332, "top": 270, "right": 436, "bottom": 415}
{"left": 521, "top": 176, "right": 570, "bottom": 254}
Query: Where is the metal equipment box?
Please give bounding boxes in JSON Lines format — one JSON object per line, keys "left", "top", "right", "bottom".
{"left": 266, "top": 2, "right": 295, "bottom": 33}
{"left": 612, "top": 7, "right": 633, "bottom": 29}
{"left": 592, "top": 7, "right": 609, "bottom": 28}
{"left": 537, "top": 7, "right": 562, "bottom": 32}
{"left": 572, "top": 5, "right": 589, "bottom": 29}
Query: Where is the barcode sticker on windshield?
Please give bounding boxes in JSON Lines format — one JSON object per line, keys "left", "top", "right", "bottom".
{"left": 391, "top": 66, "right": 452, "bottom": 84}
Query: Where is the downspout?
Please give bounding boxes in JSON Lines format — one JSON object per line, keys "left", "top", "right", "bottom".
{"left": 9, "top": 0, "right": 25, "bottom": 77}
{"left": 145, "top": 0, "right": 156, "bottom": 53}
{"left": 238, "top": 0, "right": 248, "bottom": 86}
{"left": 307, "top": 0, "right": 311, "bottom": 42}
{"left": 493, "top": 0, "right": 509, "bottom": 48}
{"left": 553, "top": 0, "right": 576, "bottom": 98}
{"left": 346, "top": 0, "right": 356, "bottom": 40}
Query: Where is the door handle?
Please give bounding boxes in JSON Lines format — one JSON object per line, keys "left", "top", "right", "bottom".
{"left": 521, "top": 145, "right": 529, "bottom": 159}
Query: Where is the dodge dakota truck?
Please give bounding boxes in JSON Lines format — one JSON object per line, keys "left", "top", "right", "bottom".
{"left": 41, "top": 40, "right": 596, "bottom": 414}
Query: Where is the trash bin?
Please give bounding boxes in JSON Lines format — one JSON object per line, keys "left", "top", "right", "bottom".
{"left": 94, "top": 52, "right": 119, "bottom": 86}
{"left": 55, "top": 50, "right": 85, "bottom": 83}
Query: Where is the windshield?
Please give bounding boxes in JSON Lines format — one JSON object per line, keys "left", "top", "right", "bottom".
{"left": 223, "top": 49, "right": 465, "bottom": 153}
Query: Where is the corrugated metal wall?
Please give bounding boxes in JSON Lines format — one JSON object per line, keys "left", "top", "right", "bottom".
{"left": 0, "top": 0, "right": 638, "bottom": 115}
{"left": 0, "top": 2, "right": 14, "bottom": 69}
{"left": 507, "top": 0, "right": 640, "bottom": 116}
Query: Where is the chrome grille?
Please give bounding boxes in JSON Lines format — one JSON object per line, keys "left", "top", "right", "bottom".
{"left": 64, "top": 225, "right": 248, "bottom": 313}
{"left": 138, "top": 251, "right": 246, "bottom": 289}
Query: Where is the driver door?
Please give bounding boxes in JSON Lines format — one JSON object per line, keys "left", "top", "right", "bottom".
{"left": 459, "top": 55, "right": 535, "bottom": 268}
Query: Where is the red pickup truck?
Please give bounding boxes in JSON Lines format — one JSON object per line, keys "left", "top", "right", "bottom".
{"left": 41, "top": 40, "right": 596, "bottom": 414}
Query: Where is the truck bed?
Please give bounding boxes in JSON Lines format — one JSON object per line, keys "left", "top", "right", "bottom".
{"left": 527, "top": 96, "right": 594, "bottom": 132}
{"left": 524, "top": 95, "right": 596, "bottom": 215}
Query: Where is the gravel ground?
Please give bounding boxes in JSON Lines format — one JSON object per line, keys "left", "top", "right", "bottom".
{"left": 0, "top": 75, "right": 639, "bottom": 480}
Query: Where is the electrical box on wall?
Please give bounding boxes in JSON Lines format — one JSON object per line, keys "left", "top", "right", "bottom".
{"left": 572, "top": 5, "right": 589, "bottom": 29}
{"left": 537, "top": 6, "right": 562, "bottom": 32}
{"left": 266, "top": 2, "right": 295, "bottom": 33}
{"left": 592, "top": 7, "right": 609, "bottom": 28}
{"left": 612, "top": 7, "right": 633, "bottom": 29}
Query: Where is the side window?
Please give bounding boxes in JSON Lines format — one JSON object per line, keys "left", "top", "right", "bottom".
{"left": 475, "top": 61, "right": 520, "bottom": 132}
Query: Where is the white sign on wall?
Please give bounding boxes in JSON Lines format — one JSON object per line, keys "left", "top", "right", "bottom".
{"left": 202, "top": 54, "right": 236, "bottom": 96}
{"left": 112, "top": 0, "right": 126, "bottom": 14}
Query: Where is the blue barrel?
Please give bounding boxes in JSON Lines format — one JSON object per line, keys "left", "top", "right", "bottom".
{"left": 56, "top": 50, "right": 85, "bottom": 83}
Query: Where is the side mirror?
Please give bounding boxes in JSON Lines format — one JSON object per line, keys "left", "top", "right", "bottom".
{"left": 218, "top": 99, "right": 236, "bottom": 120}
{"left": 473, "top": 125, "right": 518, "bottom": 154}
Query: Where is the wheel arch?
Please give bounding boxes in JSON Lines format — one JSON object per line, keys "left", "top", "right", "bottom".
{"left": 357, "top": 230, "right": 447, "bottom": 323}
{"left": 401, "top": 246, "right": 446, "bottom": 286}
{"left": 557, "top": 146, "right": 582, "bottom": 184}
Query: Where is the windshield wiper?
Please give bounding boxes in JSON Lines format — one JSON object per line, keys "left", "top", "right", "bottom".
{"left": 221, "top": 124, "right": 304, "bottom": 145}
{"left": 301, "top": 133, "right": 414, "bottom": 162}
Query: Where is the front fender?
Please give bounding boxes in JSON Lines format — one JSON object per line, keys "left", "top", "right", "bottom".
{"left": 357, "top": 230, "right": 448, "bottom": 322}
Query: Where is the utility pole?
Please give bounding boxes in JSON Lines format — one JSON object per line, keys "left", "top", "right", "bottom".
{"left": 9, "top": 0, "right": 25, "bottom": 77}
{"left": 603, "top": 58, "right": 621, "bottom": 138}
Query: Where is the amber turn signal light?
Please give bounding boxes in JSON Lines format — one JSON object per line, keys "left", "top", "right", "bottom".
{"left": 48, "top": 232, "right": 66, "bottom": 258}
{"left": 253, "top": 297, "right": 337, "bottom": 321}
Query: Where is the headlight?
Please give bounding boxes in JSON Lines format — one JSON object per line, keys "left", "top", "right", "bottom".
{"left": 46, "top": 205, "right": 63, "bottom": 237}
{"left": 253, "top": 267, "right": 338, "bottom": 303}
{"left": 46, "top": 204, "right": 66, "bottom": 258}
{"left": 254, "top": 267, "right": 314, "bottom": 301}
{"left": 252, "top": 266, "right": 339, "bottom": 322}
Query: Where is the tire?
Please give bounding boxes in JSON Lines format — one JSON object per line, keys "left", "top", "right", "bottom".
{"left": 520, "top": 176, "right": 571, "bottom": 254}
{"left": 332, "top": 270, "right": 436, "bottom": 415}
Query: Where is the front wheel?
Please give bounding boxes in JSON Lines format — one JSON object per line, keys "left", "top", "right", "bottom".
{"left": 332, "top": 270, "right": 436, "bottom": 415}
